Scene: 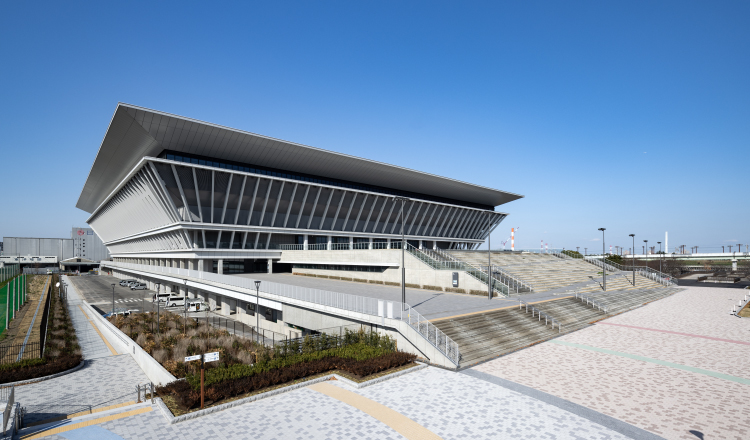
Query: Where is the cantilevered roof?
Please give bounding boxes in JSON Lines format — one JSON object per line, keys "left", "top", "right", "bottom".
{"left": 76, "top": 103, "right": 523, "bottom": 213}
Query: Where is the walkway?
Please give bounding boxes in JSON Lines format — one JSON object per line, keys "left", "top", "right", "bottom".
{"left": 14, "top": 276, "right": 149, "bottom": 427}
{"left": 472, "top": 283, "right": 750, "bottom": 440}
{"left": 37, "top": 367, "right": 640, "bottom": 440}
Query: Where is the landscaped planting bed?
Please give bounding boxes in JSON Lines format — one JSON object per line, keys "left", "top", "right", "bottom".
{"left": 107, "top": 311, "right": 415, "bottom": 411}
{"left": 0, "top": 275, "right": 82, "bottom": 384}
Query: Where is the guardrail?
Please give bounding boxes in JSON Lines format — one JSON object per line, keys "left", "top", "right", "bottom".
{"left": 519, "top": 300, "right": 561, "bottom": 332}
{"left": 103, "top": 261, "right": 461, "bottom": 366}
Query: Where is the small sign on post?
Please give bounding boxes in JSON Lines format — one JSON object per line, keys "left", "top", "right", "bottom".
{"left": 184, "top": 352, "right": 220, "bottom": 409}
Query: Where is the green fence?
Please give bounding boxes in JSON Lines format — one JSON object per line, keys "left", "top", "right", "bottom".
{"left": 1, "top": 264, "right": 20, "bottom": 284}
{"left": 0, "top": 273, "right": 27, "bottom": 334}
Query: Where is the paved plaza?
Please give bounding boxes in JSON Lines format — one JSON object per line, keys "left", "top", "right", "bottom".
{"left": 15, "top": 278, "right": 750, "bottom": 439}
{"left": 473, "top": 282, "right": 750, "bottom": 440}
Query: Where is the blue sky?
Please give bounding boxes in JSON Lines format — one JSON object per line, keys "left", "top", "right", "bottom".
{"left": 1, "top": 1, "right": 748, "bottom": 253}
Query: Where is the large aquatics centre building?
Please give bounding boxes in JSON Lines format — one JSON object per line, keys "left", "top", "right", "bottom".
{"left": 77, "top": 103, "right": 523, "bottom": 367}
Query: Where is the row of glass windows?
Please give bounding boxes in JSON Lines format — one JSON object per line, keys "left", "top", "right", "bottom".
{"left": 292, "top": 264, "right": 387, "bottom": 273}
{"left": 159, "top": 150, "right": 493, "bottom": 210}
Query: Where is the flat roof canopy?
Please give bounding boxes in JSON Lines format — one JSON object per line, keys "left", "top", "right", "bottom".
{"left": 77, "top": 103, "right": 523, "bottom": 214}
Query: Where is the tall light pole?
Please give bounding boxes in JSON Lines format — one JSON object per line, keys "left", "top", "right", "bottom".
{"left": 183, "top": 279, "right": 188, "bottom": 335}
{"left": 629, "top": 234, "right": 636, "bottom": 286}
{"left": 155, "top": 282, "right": 161, "bottom": 335}
{"left": 111, "top": 283, "right": 116, "bottom": 316}
{"left": 644, "top": 240, "right": 648, "bottom": 274}
{"left": 598, "top": 228, "right": 606, "bottom": 291}
{"left": 393, "top": 196, "right": 410, "bottom": 309}
{"left": 254, "top": 280, "right": 261, "bottom": 342}
{"left": 657, "top": 241, "right": 662, "bottom": 274}
{"left": 487, "top": 212, "right": 492, "bottom": 300}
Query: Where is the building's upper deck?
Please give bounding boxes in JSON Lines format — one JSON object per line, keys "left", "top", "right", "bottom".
{"left": 76, "top": 103, "right": 523, "bottom": 214}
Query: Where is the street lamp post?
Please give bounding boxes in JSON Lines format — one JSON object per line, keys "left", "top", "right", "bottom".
{"left": 254, "top": 280, "right": 261, "bottom": 343}
{"left": 629, "top": 234, "right": 636, "bottom": 286}
{"left": 487, "top": 212, "right": 492, "bottom": 300}
{"left": 393, "top": 196, "right": 410, "bottom": 309}
{"left": 111, "top": 283, "right": 116, "bottom": 316}
{"left": 183, "top": 279, "right": 188, "bottom": 335}
{"left": 155, "top": 283, "right": 161, "bottom": 335}
{"left": 644, "top": 240, "right": 648, "bottom": 274}
{"left": 598, "top": 228, "right": 606, "bottom": 291}
{"left": 657, "top": 242, "right": 662, "bottom": 274}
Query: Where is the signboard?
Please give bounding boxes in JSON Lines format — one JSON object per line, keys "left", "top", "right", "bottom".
{"left": 204, "top": 352, "right": 220, "bottom": 363}
{"left": 184, "top": 355, "right": 201, "bottom": 362}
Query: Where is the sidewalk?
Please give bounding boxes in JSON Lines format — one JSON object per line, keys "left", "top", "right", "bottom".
{"left": 13, "top": 276, "right": 150, "bottom": 427}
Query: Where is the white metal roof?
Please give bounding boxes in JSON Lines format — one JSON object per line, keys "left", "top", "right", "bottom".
{"left": 76, "top": 103, "right": 523, "bottom": 214}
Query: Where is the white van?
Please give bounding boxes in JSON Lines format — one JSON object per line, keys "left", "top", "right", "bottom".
{"left": 165, "top": 296, "right": 185, "bottom": 308}
{"left": 187, "top": 300, "right": 208, "bottom": 312}
{"left": 153, "top": 293, "right": 171, "bottom": 303}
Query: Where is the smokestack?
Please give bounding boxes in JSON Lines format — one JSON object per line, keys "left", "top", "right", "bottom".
{"left": 511, "top": 228, "right": 515, "bottom": 251}
{"left": 665, "top": 232, "right": 668, "bottom": 255}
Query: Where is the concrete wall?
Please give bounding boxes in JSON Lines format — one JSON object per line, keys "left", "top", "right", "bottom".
{"left": 81, "top": 299, "right": 177, "bottom": 386}
{"left": 282, "top": 249, "right": 487, "bottom": 292}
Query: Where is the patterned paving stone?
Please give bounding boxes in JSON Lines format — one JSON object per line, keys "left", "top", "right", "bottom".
{"left": 473, "top": 284, "right": 750, "bottom": 440}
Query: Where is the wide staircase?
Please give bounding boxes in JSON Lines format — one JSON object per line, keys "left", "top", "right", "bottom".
{"left": 449, "top": 251, "right": 665, "bottom": 293}
{"left": 433, "top": 285, "right": 680, "bottom": 366}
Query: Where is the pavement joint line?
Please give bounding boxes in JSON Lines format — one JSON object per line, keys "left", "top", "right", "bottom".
{"left": 597, "top": 321, "right": 750, "bottom": 346}
{"left": 25, "top": 401, "right": 137, "bottom": 427}
{"left": 430, "top": 295, "right": 573, "bottom": 322}
{"left": 21, "top": 406, "right": 152, "bottom": 439}
{"left": 549, "top": 340, "right": 750, "bottom": 386}
{"left": 308, "top": 382, "right": 443, "bottom": 440}
{"left": 77, "top": 304, "right": 118, "bottom": 356}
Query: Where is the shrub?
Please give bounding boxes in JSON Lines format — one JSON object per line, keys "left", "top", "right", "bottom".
{"left": 444, "top": 288, "right": 466, "bottom": 294}
{"left": 158, "top": 350, "right": 416, "bottom": 410}
{"left": 384, "top": 281, "right": 400, "bottom": 286}
{"left": 368, "top": 280, "right": 383, "bottom": 284}
{"left": 405, "top": 283, "right": 420, "bottom": 288}
{"left": 422, "top": 285, "right": 443, "bottom": 291}
{"left": 469, "top": 290, "right": 488, "bottom": 296}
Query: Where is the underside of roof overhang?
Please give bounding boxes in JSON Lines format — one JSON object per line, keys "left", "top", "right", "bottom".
{"left": 77, "top": 103, "right": 523, "bottom": 214}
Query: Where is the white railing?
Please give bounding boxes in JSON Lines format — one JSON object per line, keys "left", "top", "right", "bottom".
{"left": 103, "top": 261, "right": 460, "bottom": 366}
{"left": 402, "top": 304, "right": 460, "bottom": 364}
{"left": 482, "top": 265, "right": 534, "bottom": 293}
{"left": 519, "top": 300, "right": 561, "bottom": 332}
{"left": 583, "top": 256, "right": 677, "bottom": 287}
{"left": 573, "top": 291, "right": 609, "bottom": 314}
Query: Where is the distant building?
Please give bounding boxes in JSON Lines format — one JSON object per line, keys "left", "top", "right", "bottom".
{"left": 0, "top": 228, "right": 109, "bottom": 267}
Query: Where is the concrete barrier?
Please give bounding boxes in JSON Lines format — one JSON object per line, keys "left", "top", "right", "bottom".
{"left": 81, "top": 301, "right": 177, "bottom": 386}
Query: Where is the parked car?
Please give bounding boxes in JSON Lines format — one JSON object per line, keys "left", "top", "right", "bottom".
{"left": 119, "top": 279, "right": 137, "bottom": 286}
{"left": 130, "top": 283, "right": 147, "bottom": 290}
{"left": 103, "top": 308, "right": 132, "bottom": 318}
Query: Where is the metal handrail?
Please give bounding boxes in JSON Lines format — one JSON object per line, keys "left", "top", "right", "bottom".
{"left": 573, "top": 291, "right": 609, "bottom": 314}
{"left": 583, "top": 256, "right": 676, "bottom": 286}
{"left": 519, "top": 300, "right": 561, "bottom": 333}
{"left": 405, "top": 244, "right": 510, "bottom": 297}
{"left": 482, "top": 265, "right": 534, "bottom": 293}
{"left": 437, "top": 249, "right": 533, "bottom": 293}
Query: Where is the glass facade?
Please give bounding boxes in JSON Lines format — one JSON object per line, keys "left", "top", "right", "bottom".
{"left": 160, "top": 150, "right": 493, "bottom": 210}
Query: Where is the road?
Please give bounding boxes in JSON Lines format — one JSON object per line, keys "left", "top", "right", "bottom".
{"left": 68, "top": 274, "right": 158, "bottom": 315}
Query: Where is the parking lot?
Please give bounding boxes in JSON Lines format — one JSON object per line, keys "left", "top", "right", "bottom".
{"left": 68, "top": 274, "right": 159, "bottom": 314}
